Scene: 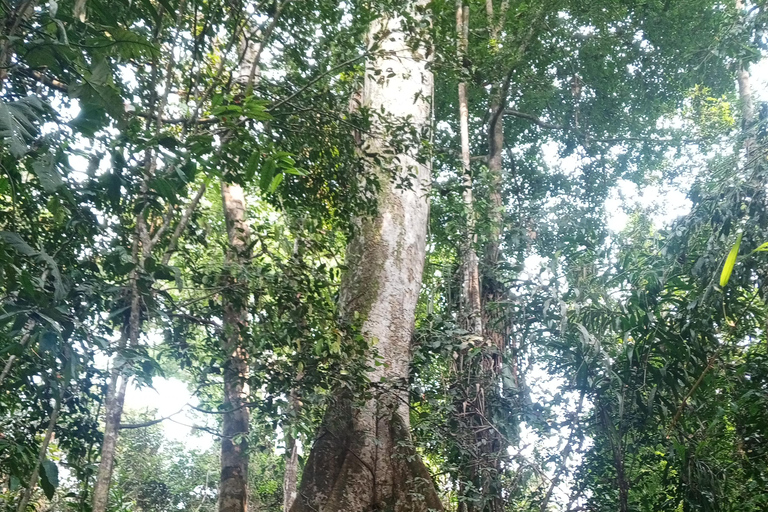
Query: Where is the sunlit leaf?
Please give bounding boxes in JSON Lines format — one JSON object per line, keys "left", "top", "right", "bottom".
{"left": 720, "top": 232, "right": 742, "bottom": 288}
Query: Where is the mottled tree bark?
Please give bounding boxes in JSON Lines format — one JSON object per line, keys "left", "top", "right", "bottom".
{"left": 457, "top": 1, "right": 483, "bottom": 337}
{"left": 219, "top": 181, "right": 251, "bottom": 512}
{"left": 454, "top": 4, "right": 489, "bottom": 511}
{"left": 282, "top": 431, "right": 299, "bottom": 512}
{"left": 290, "top": 2, "right": 441, "bottom": 511}
{"left": 92, "top": 278, "right": 141, "bottom": 512}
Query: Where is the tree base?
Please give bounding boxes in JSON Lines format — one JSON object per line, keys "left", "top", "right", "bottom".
{"left": 290, "top": 396, "right": 443, "bottom": 512}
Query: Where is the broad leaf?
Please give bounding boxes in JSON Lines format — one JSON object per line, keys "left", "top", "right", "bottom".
{"left": 40, "top": 460, "right": 59, "bottom": 500}
{"left": 0, "top": 97, "right": 46, "bottom": 157}
{"left": 0, "top": 232, "right": 38, "bottom": 257}
{"left": 720, "top": 232, "right": 742, "bottom": 288}
{"left": 32, "top": 152, "right": 64, "bottom": 193}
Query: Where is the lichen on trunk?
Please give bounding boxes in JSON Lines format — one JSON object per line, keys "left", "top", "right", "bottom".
{"left": 290, "top": 2, "right": 441, "bottom": 511}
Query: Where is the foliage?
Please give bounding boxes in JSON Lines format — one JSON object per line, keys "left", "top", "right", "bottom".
{"left": 1, "top": 0, "right": 768, "bottom": 511}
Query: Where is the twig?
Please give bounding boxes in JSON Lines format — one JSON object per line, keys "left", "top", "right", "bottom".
{"left": 268, "top": 54, "right": 368, "bottom": 112}
{"left": 118, "top": 407, "right": 185, "bottom": 429}
{"left": 162, "top": 182, "right": 207, "bottom": 265}
{"left": 0, "top": 319, "right": 36, "bottom": 386}
{"left": 667, "top": 351, "right": 720, "bottom": 435}
{"left": 16, "top": 391, "right": 61, "bottom": 512}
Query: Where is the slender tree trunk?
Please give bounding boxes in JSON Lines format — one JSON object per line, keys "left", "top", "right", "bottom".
{"left": 282, "top": 431, "right": 299, "bottom": 512}
{"left": 457, "top": 1, "right": 483, "bottom": 337}
{"left": 92, "top": 276, "right": 140, "bottom": 512}
{"left": 91, "top": 7, "right": 191, "bottom": 507}
{"left": 16, "top": 392, "right": 61, "bottom": 512}
{"left": 219, "top": 181, "right": 251, "bottom": 512}
{"left": 454, "top": 4, "right": 487, "bottom": 511}
{"left": 453, "top": 3, "right": 512, "bottom": 511}
{"left": 0, "top": 320, "right": 35, "bottom": 387}
{"left": 735, "top": 0, "right": 755, "bottom": 155}
{"left": 290, "top": 3, "right": 440, "bottom": 511}
{"left": 0, "top": 0, "right": 37, "bottom": 88}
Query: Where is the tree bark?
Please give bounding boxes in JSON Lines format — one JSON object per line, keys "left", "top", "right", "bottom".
{"left": 454, "top": 4, "right": 491, "bottom": 511}
{"left": 92, "top": 277, "right": 141, "bottom": 512}
{"left": 290, "top": 3, "right": 440, "bottom": 511}
{"left": 457, "top": 1, "right": 483, "bottom": 337}
{"left": 282, "top": 431, "right": 299, "bottom": 512}
{"left": 219, "top": 181, "right": 252, "bottom": 512}
{"left": 16, "top": 391, "right": 61, "bottom": 512}
{"left": 0, "top": 320, "right": 35, "bottom": 387}
{"left": 735, "top": 0, "right": 755, "bottom": 155}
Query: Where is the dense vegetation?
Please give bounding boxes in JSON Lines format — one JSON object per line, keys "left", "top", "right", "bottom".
{"left": 1, "top": 0, "right": 766, "bottom": 511}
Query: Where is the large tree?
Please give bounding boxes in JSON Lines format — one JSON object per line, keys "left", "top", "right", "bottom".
{"left": 290, "top": 1, "right": 443, "bottom": 510}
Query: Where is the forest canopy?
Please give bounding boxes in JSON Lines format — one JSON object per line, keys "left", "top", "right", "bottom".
{"left": 1, "top": 0, "right": 767, "bottom": 511}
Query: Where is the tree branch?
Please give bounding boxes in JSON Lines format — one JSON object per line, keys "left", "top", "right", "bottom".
{"left": 119, "top": 407, "right": 184, "bottom": 430}
{"left": 504, "top": 108, "right": 708, "bottom": 145}
{"left": 0, "top": 319, "right": 35, "bottom": 387}
{"left": 504, "top": 108, "right": 563, "bottom": 130}
{"left": 162, "top": 182, "right": 207, "bottom": 265}
{"left": 268, "top": 54, "right": 367, "bottom": 112}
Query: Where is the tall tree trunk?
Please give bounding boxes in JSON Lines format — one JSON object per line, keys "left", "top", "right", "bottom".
{"left": 16, "top": 391, "right": 61, "bottom": 512}
{"left": 735, "top": 0, "right": 755, "bottom": 155}
{"left": 454, "top": 4, "right": 487, "bottom": 511}
{"left": 290, "top": 2, "right": 441, "bottom": 511}
{"left": 282, "top": 431, "right": 299, "bottom": 512}
{"left": 92, "top": 271, "right": 141, "bottom": 512}
{"left": 455, "top": 3, "right": 511, "bottom": 511}
{"left": 91, "top": 7, "right": 191, "bottom": 508}
{"left": 219, "top": 181, "right": 251, "bottom": 512}
{"left": 457, "top": 1, "right": 483, "bottom": 337}
{"left": 216, "top": 7, "right": 286, "bottom": 506}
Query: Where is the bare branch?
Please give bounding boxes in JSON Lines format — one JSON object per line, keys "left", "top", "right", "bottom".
{"left": 268, "top": 54, "right": 368, "bottom": 112}
{"left": 504, "top": 108, "right": 563, "bottom": 130}
{"left": 0, "top": 319, "right": 36, "bottom": 386}
{"left": 119, "top": 408, "right": 185, "bottom": 430}
{"left": 162, "top": 182, "right": 207, "bottom": 265}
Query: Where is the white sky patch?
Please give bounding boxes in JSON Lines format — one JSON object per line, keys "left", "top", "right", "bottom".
{"left": 124, "top": 377, "right": 215, "bottom": 451}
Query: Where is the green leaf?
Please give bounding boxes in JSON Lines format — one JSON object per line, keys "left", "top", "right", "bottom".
{"left": 246, "top": 153, "right": 260, "bottom": 181}
{"left": 32, "top": 152, "right": 64, "bottom": 193}
{"left": 0, "top": 97, "right": 46, "bottom": 157}
{"left": 259, "top": 159, "right": 276, "bottom": 192}
{"left": 267, "top": 173, "right": 284, "bottom": 194}
{"left": 156, "top": 0, "right": 176, "bottom": 16}
{"left": 69, "top": 57, "right": 124, "bottom": 126}
{"left": 0, "top": 232, "right": 38, "bottom": 256}
{"left": 751, "top": 241, "right": 768, "bottom": 253}
{"left": 720, "top": 232, "right": 742, "bottom": 288}
{"left": 40, "top": 460, "right": 58, "bottom": 500}
{"left": 102, "top": 28, "right": 159, "bottom": 60}
{"left": 40, "top": 331, "right": 59, "bottom": 353}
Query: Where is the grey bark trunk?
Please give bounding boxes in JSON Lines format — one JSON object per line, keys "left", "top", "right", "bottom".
{"left": 457, "top": 1, "right": 483, "bottom": 337}
{"left": 219, "top": 181, "right": 252, "bottom": 512}
{"left": 93, "top": 275, "right": 141, "bottom": 512}
{"left": 290, "top": 3, "right": 441, "bottom": 511}
{"left": 282, "top": 433, "right": 299, "bottom": 511}
{"left": 91, "top": 368, "right": 129, "bottom": 512}
{"left": 455, "top": 4, "right": 514, "bottom": 510}
{"left": 16, "top": 392, "right": 61, "bottom": 512}
{"left": 454, "top": 5, "right": 490, "bottom": 511}
{"left": 735, "top": 0, "right": 755, "bottom": 154}
{"left": 0, "top": 320, "right": 35, "bottom": 387}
